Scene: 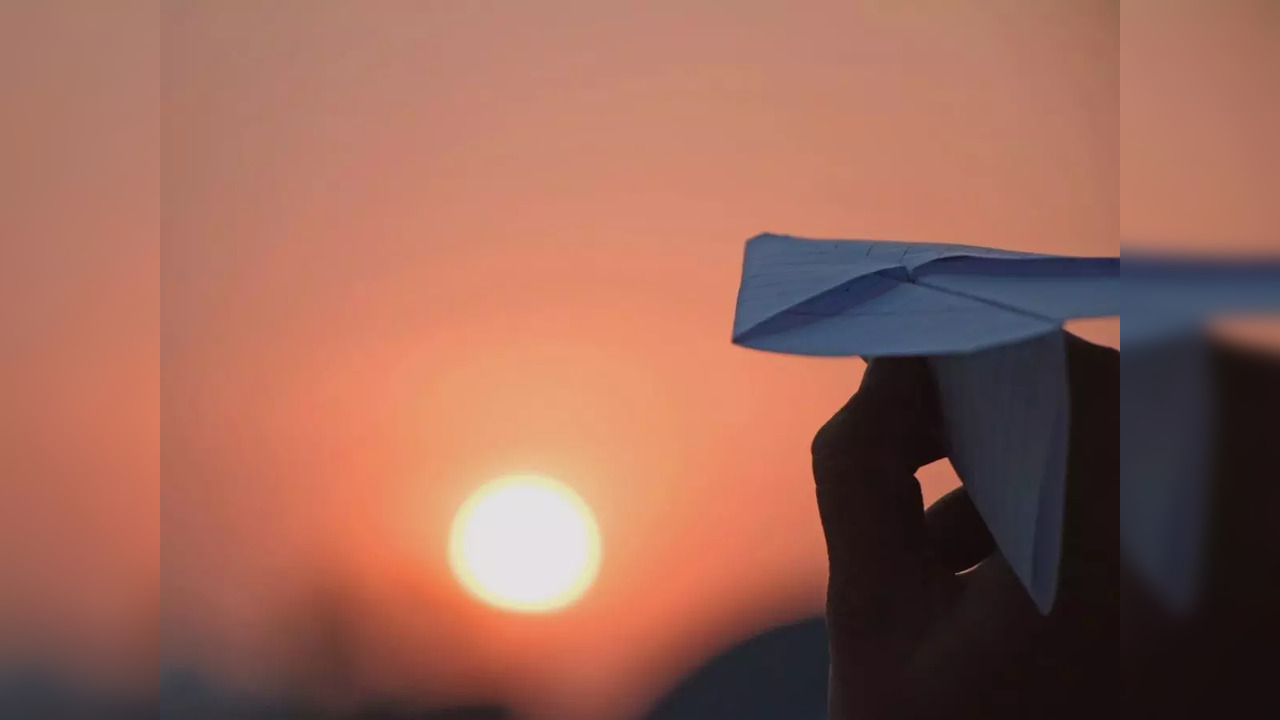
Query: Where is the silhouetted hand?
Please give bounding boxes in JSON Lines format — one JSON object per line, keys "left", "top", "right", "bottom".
{"left": 810, "top": 357, "right": 952, "bottom": 719}
{"left": 813, "top": 337, "right": 1134, "bottom": 720}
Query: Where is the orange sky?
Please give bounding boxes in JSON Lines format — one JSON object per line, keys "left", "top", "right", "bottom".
{"left": 2, "top": 1, "right": 1276, "bottom": 719}
{"left": 1, "top": 0, "right": 158, "bottom": 692}
{"left": 161, "top": 3, "right": 1118, "bottom": 717}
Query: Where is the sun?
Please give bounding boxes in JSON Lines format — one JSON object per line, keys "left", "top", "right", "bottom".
{"left": 449, "top": 474, "right": 602, "bottom": 613}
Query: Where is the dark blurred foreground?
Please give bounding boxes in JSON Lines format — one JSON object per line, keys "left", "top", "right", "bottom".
{"left": 0, "top": 618, "right": 829, "bottom": 720}
{"left": 0, "top": 668, "right": 516, "bottom": 720}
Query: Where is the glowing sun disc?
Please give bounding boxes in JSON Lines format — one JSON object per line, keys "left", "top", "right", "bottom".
{"left": 449, "top": 474, "right": 601, "bottom": 612}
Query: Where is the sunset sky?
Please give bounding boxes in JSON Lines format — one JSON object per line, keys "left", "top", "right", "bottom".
{"left": 162, "top": 4, "right": 1116, "bottom": 717}
{"left": 2, "top": 1, "right": 1277, "bottom": 719}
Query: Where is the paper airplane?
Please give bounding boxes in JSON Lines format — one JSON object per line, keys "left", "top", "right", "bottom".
{"left": 1120, "top": 258, "right": 1280, "bottom": 615}
{"left": 732, "top": 233, "right": 1118, "bottom": 357}
{"left": 732, "top": 233, "right": 1119, "bottom": 613}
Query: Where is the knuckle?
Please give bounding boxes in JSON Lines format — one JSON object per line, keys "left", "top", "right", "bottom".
{"left": 811, "top": 414, "right": 847, "bottom": 459}
{"left": 811, "top": 406, "right": 868, "bottom": 460}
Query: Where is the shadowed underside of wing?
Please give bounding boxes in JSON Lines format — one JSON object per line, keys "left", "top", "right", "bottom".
{"left": 930, "top": 332, "right": 1070, "bottom": 613}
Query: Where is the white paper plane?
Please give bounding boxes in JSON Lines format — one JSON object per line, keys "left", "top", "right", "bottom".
{"left": 732, "top": 233, "right": 1119, "bottom": 613}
